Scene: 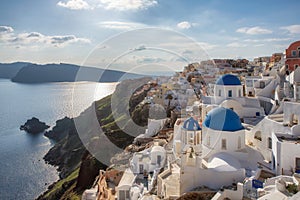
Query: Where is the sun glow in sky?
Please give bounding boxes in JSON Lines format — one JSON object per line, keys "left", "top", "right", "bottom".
{"left": 1, "top": 0, "right": 300, "bottom": 71}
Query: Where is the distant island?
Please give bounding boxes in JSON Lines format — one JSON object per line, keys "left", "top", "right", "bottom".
{"left": 0, "top": 62, "right": 144, "bottom": 83}
{"left": 0, "top": 62, "right": 31, "bottom": 79}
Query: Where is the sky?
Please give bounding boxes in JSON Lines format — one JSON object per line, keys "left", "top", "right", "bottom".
{"left": 0, "top": 0, "right": 300, "bottom": 72}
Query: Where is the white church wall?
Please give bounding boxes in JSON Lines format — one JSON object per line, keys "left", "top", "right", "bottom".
{"left": 214, "top": 85, "right": 243, "bottom": 99}
{"left": 202, "top": 127, "right": 245, "bottom": 158}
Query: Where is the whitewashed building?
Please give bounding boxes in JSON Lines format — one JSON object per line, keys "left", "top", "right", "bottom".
{"left": 201, "top": 74, "right": 265, "bottom": 120}
{"left": 116, "top": 168, "right": 136, "bottom": 200}
{"left": 130, "top": 145, "right": 166, "bottom": 174}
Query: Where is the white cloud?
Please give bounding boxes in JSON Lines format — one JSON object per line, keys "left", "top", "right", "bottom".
{"left": 0, "top": 26, "right": 14, "bottom": 33}
{"left": 177, "top": 21, "right": 192, "bottom": 29}
{"left": 57, "top": 0, "right": 91, "bottom": 10}
{"left": 244, "top": 38, "right": 291, "bottom": 43}
{"left": 236, "top": 26, "right": 272, "bottom": 35}
{"left": 98, "top": 0, "right": 157, "bottom": 11}
{"left": 98, "top": 21, "right": 145, "bottom": 29}
{"left": 198, "top": 42, "right": 218, "bottom": 50}
{"left": 131, "top": 44, "right": 147, "bottom": 51}
{"left": 49, "top": 35, "right": 90, "bottom": 46}
{"left": 136, "top": 56, "right": 165, "bottom": 64}
{"left": 227, "top": 42, "right": 247, "bottom": 48}
{"left": 0, "top": 26, "right": 90, "bottom": 48}
{"left": 254, "top": 44, "right": 265, "bottom": 47}
{"left": 280, "top": 25, "right": 300, "bottom": 34}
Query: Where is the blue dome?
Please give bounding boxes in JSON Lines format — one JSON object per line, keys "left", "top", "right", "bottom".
{"left": 216, "top": 74, "right": 241, "bottom": 85}
{"left": 203, "top": 107, "right": 244, "bottom": 131}
{"left": 182, "top": 117, "right": 201, "bottom": 131}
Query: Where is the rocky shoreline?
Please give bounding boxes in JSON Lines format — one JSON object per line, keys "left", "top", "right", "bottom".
{"left": 36, "top": 77, "right": 152, "bottom": 200}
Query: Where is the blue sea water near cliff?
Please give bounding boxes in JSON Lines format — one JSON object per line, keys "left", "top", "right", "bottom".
{"left": 0, "top": 79, "right": 117, "bottom": 200}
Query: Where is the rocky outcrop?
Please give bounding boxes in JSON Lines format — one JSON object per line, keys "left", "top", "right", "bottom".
{"left": 37, "top": 77, "right": 152, "bottom": 200}
{"left": 76, "top": 151, "right": 106, "bottom": 190}
{"left": 20, "top": 117, "right": 50, "bottom": 134}
{"left": 43, "top": 117, "right": 85, "bottom": 179}
{"left": 44, "top": 117, "right": 73, "bottom": 141}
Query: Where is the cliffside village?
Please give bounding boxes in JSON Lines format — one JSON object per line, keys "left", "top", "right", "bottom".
{"left": 82, "top": 40, "right": 300, "bottom": 200}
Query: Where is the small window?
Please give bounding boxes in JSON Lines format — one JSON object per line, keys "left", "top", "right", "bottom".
{"left": 238, "top": 136, "right": 241, "bottom": 149}
{"left": 268, "top": 137, "right": 272, "bottom": 149}
{"left": 260, "top": 81, "right": 265, "bottom": 89}
{"left": 254, "top": 131, "right": 262, "bottom": 141}
{"left": 292, "top": 50, "right": 297, "bottom": 57}
{"left": 228, "top": 90, "right": 232, "bottom": 97}
{"left": 189, "top": 133, "right": 194, "bottom": 145}
{"left": 238, "top": 89, "right": 241, "bottom": 97}
{"left": 295, "top": 64, "right": 299, "bottom": 69}
{"left": 219, "top": 90, "right": 221, "bottom": 96}
{"left": 222, "top": 139, "right": 227, "bottom": 150}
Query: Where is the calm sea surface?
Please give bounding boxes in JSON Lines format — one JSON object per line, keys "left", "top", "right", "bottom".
{"left": 0, "top": 79, "right": 117, "bottom": 200}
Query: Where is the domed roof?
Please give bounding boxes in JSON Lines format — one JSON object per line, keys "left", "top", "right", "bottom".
{"left": 203, "top": 107, "right": 244, "bottom": 131}
{"left": 182, "top": 117, "right": 201, "bottom": 131}
{"left": 287, "top": 40, "right": 300, "bottom": 49}
{"left": 216, "top": 74, "right": 241, "bottom": 85}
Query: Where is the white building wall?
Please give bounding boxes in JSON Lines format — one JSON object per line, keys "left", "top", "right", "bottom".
{"left": 180, "top": 167, "right": 245, "bottom": 193}
{"left": 273, "top": 135, "right": 300, "bottom": 175}
{"left": 283, "top": 102, "right": 300, "bottom": 125}
{"left": 256, "top": 78, "right": 279, "bottom": 99}
{"left": 147, "top": 118, "right": 167, "bottom": 137}
{"left": 202, "top": 127, "right": 245, "bottom": 158}
{"left": 294, "top": 83, "right": 300, "bottom": 101}
{"left": 201, "top": 97, "right": 264, "bottom": 119}
{"left": 246, "top": 117, "right": 290, "bottom": 162}
{"left": 214, "top": 85, "right": 243, "bottom": 99}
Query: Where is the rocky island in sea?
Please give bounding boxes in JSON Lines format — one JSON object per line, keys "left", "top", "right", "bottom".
{"left": 20, "top": 117, "right": 50, "bottom": 134}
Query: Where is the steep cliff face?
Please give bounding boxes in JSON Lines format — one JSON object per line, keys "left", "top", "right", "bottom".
{"left": 37, "top": 77, "right": 152, "bottom": 200}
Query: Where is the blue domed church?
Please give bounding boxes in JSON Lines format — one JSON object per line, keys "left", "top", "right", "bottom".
{"left": 214, "top": 74, "right": 243, "bottom": 98}
{"left": 201, "top": 74, "right": 265, "bottom": 120}
{"left": 202, "top": 107, "right": 245, "bottom": 158}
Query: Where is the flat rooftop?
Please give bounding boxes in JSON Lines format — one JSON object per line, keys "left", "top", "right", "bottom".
{"left": 118, "top": 168, "right": 136, "bottom": 187}
{"left": 276, "top": 133, "right": 300, "bottom": 144}
{"left": 268, "top": 114, "right": 284, "bottom": 123}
